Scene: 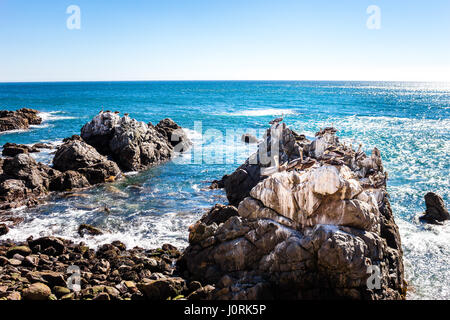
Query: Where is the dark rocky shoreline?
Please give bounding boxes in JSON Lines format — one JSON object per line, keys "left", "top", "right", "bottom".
{"left": 0, "top": 111, "right": 409, "bottom": 300}
{"left": 0, "top": 236, "right": 210, "bottom": 300}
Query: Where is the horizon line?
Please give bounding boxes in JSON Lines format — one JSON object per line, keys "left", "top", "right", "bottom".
{"left": 1, "top": 79, "right": 449, "bottom": 84}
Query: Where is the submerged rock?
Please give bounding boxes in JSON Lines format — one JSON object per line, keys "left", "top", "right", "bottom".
{"left": 181, "top": 120, "right": 405, "bottom": 300}
{"left": 78, "top": 224, "right": 104, "bottom": 236}
{"left": 0, "top": 108, "right": 42, "bottom": 132}
{"left": 419, "top": 192, "right": 449, "bottom": 224}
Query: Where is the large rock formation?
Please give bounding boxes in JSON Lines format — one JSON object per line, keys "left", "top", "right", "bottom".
{"left": 181, "top": 121, "right": 406, "bottom": 300}
{"left": 81, "top": 112, "right": 190, "bottom": 171}
{"left": 0, "top": 108, "right": 42, "bottom": 132}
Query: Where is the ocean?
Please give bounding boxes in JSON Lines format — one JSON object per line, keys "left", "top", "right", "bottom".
{"left": 0, "top": 81, "right": 449, "bottom": 300}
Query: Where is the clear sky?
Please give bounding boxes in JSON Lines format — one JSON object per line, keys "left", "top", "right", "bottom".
{"left": 0, "top": 0, "right": 449, "bottom": 82}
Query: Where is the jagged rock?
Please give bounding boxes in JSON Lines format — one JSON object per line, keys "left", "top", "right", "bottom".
{"left": 80, "top": 112, "right": 121, "bottom": 154}
{"left": 221, "top": 122, "right": 307, "bottom": 206}
{"left": 419, "top": 192, "right": 449, "bottom": 224}
{"left": 81, "top": 112, "right": 190, "bottom": 171}
{"left": 155, "top": 118, "right": 192, "bottom": 152}
{"left": 199, "top": 204, "right": 239, "bottom": 226}
{"left": 0, "top": 108, "right": 42, "bottom": 132}
{"left": 52, "top": 139, "right": 121, "bottom": 185}
{"left": 181, "top": 120, "right": 405, "bottom": 300}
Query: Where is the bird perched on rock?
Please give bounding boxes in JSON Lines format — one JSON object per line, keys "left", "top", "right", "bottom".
{"left": 269, "top": 113, "right": 284, "bottom": 125}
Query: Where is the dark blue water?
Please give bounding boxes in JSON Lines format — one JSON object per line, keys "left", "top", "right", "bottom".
{"left": 0, "top": 81, "right": 449, "bottom": 299}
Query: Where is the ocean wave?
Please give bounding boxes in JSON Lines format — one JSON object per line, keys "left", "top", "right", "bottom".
{"left": 219, "top": 108, "right": 297, "bottom": 117}
{"left": 40, "top": 111, "right": 77, "bottom": 122}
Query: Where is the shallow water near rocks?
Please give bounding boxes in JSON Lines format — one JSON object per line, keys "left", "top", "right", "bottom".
{"left": 0, "top": 81, "right": 449, "bottom": 300}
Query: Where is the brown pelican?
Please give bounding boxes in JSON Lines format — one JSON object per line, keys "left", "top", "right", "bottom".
{"left": 269, "top": 113, "right": 284, "bottom": 125}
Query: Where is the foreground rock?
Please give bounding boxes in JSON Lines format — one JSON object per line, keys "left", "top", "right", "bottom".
{"left": 2, "top": 143, "right": 40, "bottom": 157}
{"left": 0, "top": 108, "right": 42, "bottom": 132}
{"left": 181, "top": 121, "right": 406, "bottom": 300}
{"left": 0, "top": 237, "right": 207, "bottom": 300}
{"left": 419, "top": 192, "right": 449, "bottom": 224}
{"left": 81, "top": 112, "right": 191, "bottom": 171}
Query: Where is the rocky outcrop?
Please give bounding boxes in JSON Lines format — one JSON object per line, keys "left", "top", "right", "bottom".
{"left": 0, "top": 108, "right": 42, "bottom": 132}
{"left": 181, "top": 121, "right": 405, "bottom": 300}
{"left": 0, "top": 111, "right": 190, "bottom": 211}
{"left": 81, "top": 112, "right": 190, "bottom": 171}
{"left": 419, "top": 192, "right": 449, "bottom": 224}
{"left": 0, "top": 237, "right": 207, "bottom": 300}
{"left": 219, "top": 122, "right": 311, "bottom": 206}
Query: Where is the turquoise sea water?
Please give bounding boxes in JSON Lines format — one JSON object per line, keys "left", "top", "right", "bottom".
{"left": 0, "top": 81, "right": 449, "bottom": 299}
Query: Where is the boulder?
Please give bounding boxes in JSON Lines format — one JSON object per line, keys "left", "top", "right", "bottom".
{"left": 137, "top": 277, "right": 186, "bottom": 300}
{"left": 419, "top": 192, "right": 449, "bottom": 224}
{"left": 28, "top": 236, "right": 66, "bottom": 256}
{"left": 22, "top": 283, "right": 51, "bottom": 300}
{"left": 49, "top": 170, "right": 91, "bottom": 191}
{"left": 181, "top": 120, "right": 405, "bottom": 300}
{"left": 0, "top": 223, "right": 8, "bottom": 236}
{"left": 52, "top": 139, "right": 121, "bottom": 185}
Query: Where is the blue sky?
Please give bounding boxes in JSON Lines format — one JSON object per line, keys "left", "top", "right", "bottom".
{"left": 0, "top": 0, "right": 449, "bottom": 82}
